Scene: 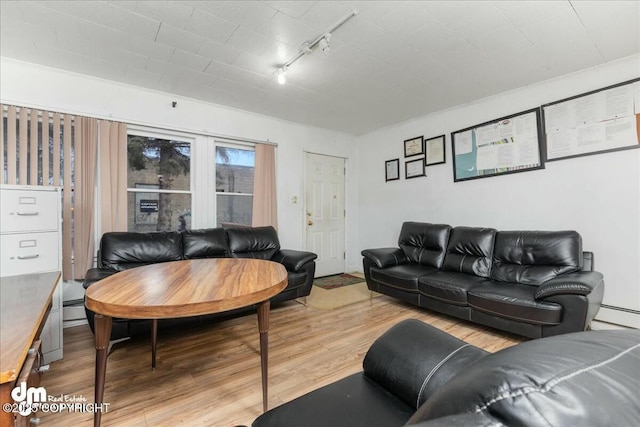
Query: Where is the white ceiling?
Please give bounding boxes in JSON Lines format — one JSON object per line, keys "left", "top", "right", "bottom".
{"left": 1, "top": 1, "right": 639, "bottom": 135}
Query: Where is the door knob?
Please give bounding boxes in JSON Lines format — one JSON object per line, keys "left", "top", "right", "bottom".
{"left": 307, "top": 220, "right": 313, "bottom": 226}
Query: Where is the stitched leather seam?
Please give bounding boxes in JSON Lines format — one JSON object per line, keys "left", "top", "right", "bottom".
{"left": 416, "top": 344, "right": 470, "bottom": 409}
{"left": 474, "top": 342, "right": 640, "bottom": 414}
{"left": 376, "top": 282, "right": 419, "bottom": 293}
{"left": 392, "top": 251, "right": 399, "bottom": 265}
{"left": 469, "top": 303, "right": 560, "bottom": 325}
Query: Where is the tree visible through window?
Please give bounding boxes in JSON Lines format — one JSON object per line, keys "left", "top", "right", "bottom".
{"left": 127, "top": 135, "right": 191, "bottom": 232}
{"left": 216, "top": 145, "right": 254, "bottom": 227}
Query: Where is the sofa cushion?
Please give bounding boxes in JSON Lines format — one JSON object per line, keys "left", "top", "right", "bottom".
{"left": 182, "top": 228, "right": 228, "bottom": 259}
{"left": 408, "top": 330, "right": 640, "bottom": 427}
{"left": 227, "top": 226, "right": 280, "bottom": 260}
{"left": 491, "top": 230, "right": 582, "bottom": 285}
{"left": 442, "top": 226, "right": 496, "bottom": 278}
{"left": 418, "top": 272, "right": 488, "bottom": 306}
{"left": 468, "top": 281, "right": 562, "bottom": 325}
{"left": 398, "top": 222, "right": 451, "bottom": 268}
{"left": 371, "top": 264, "right": 437, "bottom": 291}
{"left": 253, "top": 373, "right": 414, "bottom": 427}
{"left": 99, "top": 231, "right": 183, "bottom": 271}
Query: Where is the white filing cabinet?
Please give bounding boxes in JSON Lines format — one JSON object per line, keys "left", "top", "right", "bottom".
{"left": 1, "top": 185, "right": 64, "bottom": 364}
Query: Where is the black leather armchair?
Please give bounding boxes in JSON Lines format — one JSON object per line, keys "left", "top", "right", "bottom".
{"left": 83, "top": 226, "right": 317, "bottom": 339}
{"left": 253, "top": 319, "right": 640, "bottom": 427}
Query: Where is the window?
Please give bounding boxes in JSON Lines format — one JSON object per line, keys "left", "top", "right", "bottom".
{"left": 215, "top": 145, "right": 254, "bottom": 227}
{"left": 127, "top": 134, "right": 192, "bottom": 232}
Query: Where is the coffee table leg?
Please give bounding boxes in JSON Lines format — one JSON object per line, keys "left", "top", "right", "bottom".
{"left": 94, "top": 314, "right": 112, "bottom": 427}
{"left": 256, "top": 300, "right": 270, "bottom": 412}
{"left": 151, "top": 319, "right": 158, "bottom": 369}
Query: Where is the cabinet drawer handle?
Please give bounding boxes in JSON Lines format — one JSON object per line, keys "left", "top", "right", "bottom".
{"left": 15, "top": 211, "right": 39, "bottom": 216}
{"left": 17, "top": 254, "right": 40, "bottom": 260}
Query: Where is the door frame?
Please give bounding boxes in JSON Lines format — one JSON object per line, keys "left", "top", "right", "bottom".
{"left": 303, "top": 151, "right": 348, "bottom": 277}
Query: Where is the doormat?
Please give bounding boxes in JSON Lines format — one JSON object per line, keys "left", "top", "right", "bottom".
{"left": 313, "top": 273, "right": 365, "bottom": 290}
{"left": 297, "top": 282, "right": 381, "bottom": 310}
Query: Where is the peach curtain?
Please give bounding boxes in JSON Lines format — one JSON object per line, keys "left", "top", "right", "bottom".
{"left": 252, "top": 143, "right": 278, "bottom": 228}
{"left": 73, "top": 117, "right": 98, "bottom": 279}
{"left": 99, "top": 121, "right": 128, "bottom": 233}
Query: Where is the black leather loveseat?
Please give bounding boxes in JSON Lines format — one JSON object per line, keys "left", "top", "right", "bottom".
{"left": 362, "top": 222, "right": 604, "bottom": 338}
{"left": 83, "top": 226, "right": 317, "bottom": 339}
{"left": 253, "top": 319, "right": 639, "bottom": 427}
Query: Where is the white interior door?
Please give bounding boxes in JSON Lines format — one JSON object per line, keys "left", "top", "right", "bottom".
{"left": 305, "top": 153, "right": 346, "bottom": 277}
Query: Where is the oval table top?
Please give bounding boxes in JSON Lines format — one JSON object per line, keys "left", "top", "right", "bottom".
{"left": 85, "top": 258, "right": 288, "bottom": 319}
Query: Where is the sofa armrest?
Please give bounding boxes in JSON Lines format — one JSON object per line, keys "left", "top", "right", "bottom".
{"left": 361, "top": 248, "right": 407, "bottom": 269}
{"left": 534, "top": 271, "right": 604, "bottom": 300}
{"left": 363, "top": 319, "right": 488, "bottom": 410}
{"left": 272, "top": 249, "right": 318, "bottom": 272}
{"left": 83, "top": 268, "right": 117, "bottom": 289}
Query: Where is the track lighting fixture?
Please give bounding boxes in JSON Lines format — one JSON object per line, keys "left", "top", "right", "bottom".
{"left": 319, "top": 33, "right": 331, "bottom": 53}
{"left": 277, "top": 67, "right": 287, "bottom": 85}
{"left": 274, "top": 11, "right": 357, "bottom": 85}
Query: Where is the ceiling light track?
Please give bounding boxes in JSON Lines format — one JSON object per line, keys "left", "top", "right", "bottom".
{"left": 275, "top": 10, "right": 357, "bottom": 84}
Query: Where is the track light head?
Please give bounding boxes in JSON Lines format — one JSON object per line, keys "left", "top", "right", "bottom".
{"left": 319, "top": 33, "right": 331, "bottom": 53}
{"left": 277, "top": 67, "right": 287, "bottom": 85}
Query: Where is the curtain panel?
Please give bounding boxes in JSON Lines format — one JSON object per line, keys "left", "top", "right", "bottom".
{"left": 252, "top": 143, "right": 278, "bottom": 229}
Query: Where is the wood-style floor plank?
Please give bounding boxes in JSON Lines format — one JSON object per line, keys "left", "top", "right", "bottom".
{"left": 39, "top": 296, "right": 524, "bottom": 426}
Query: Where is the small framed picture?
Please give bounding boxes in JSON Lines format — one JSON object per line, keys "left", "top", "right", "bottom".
{"left": 385, "top": 158, "right": 400, "bottom": 182}
{"left": 405, "top": 158, "right": 425, "bottom": 179}
{"left": 425, "top": 135, "right": 446, "bottom": 166}
{"left": 404, "top": 136, "right": 424, "bottom": 157}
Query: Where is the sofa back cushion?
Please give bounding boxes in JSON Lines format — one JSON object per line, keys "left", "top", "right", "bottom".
{"left": 442, "top": 226, "right": 497, "bottom": 278}
{"left": 226, "top": 226, "right": 280, "bottom": 260}
{"left": 491, "top": 230, "right": 582, "bottom": 285}
{"left": 182, "top": 228, "right": 228, "bottom": 259}
{"left": 398, "top": 222, "right": 451, "bottom": 268}
{"left": 99, "top": 231, "right": 183, "bottom": 271}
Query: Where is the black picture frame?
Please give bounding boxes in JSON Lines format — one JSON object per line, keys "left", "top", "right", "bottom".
{"left": 425, "top": 135, "right": 446, "bottom": 166}
{"left": 405, "top": 158, "right": 425, "bottom": 179}
{"left": 385, "top": 158, "right": 400, "bottom": 182}
{"left": 451, "top": 108, "right": 544, "bottom": 182}
{"left": 404, "top": 135, "right": 424, "bottom": 157}
{"left": 542, "top": 78, "right": 640, "bottom": 162}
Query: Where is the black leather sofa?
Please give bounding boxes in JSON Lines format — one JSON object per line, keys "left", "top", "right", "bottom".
{"left": 253, "top": 319, "right": 639, "bottom": 427}
{"left": 362, "top": 222, "right": 604, "bottom": 338}
{"left": 83, "top": 226, "right": 317, "bottom": 339}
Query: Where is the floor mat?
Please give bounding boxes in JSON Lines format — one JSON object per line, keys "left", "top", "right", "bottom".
{"left": 313, "top": 273, "right": 366, "bottom": 290}
{"left": 297, "top": 282, "right": 381, "bottom": 310}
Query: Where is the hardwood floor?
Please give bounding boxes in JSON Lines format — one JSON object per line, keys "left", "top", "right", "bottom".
{"left": 39, "top": 295, "right": 524, "bottom": 426}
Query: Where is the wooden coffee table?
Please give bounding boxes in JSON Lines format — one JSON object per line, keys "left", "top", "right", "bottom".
{"left": 85, "top": 258, "right": 287, "bottom": 427}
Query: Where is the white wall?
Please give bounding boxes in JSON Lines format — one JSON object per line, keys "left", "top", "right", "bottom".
{"left": 0, "top": 58, "right": 359, "bottom": 261}
{"left": 356, "top": 55, "right": 640, "bottom": 327}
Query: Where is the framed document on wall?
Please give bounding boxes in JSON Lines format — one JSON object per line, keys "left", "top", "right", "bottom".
{"left": 385, "top": 158, "right": 400, "bottom": 182}
{"left": 405, "top": 158, "right": 425, "bottom": 179}
{"left": 451, "top": 108, "right": 544, "bottom": 182}
{"left": 542, "top": 78, "right": 640, "bottom": 161}
{"left": 404, "top": 136, "right": 424, "bottom": 157}
{"left": 425, "top": 135, "right": 446, "bottom": 166}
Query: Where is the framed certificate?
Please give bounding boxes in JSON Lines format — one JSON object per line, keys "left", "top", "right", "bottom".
{"left": 425, "top": 135, "right": 446, "bottom": 166}
{"left": 385, "top": 158, "right": 400, "bottom": 182}
{"left": 405, "top": 158, "right": 425, "bottom": 179}
{"left": 404, "top": 136, "right": 424, "bottom": 157}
